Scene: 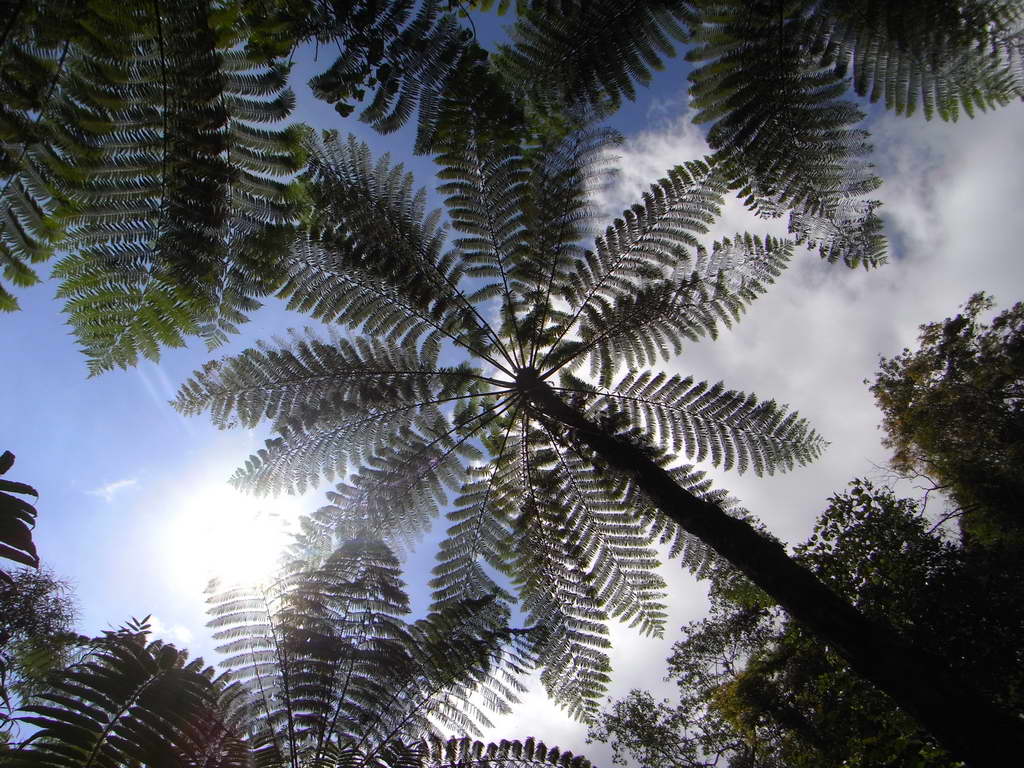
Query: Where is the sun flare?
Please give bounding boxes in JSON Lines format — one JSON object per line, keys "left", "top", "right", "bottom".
{"left": 165, "top": 483, "right": 304, "bottom": 588}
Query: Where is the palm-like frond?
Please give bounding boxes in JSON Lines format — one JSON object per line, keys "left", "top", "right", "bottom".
{"left": 175, "top": 332, "right": 484, "bottom": 499}
{"left": 420, "top": 734, "right": 591, "bottom": 767}
{"left": 683, "top": 1, "right": 885, "bottom": 268}
{"left": 683, "top": 0, "right": 1024, "bottom": 266}
{"left": 176, "top": 126, "right": 822, "bottom": 717}
{"left": 0, "top": 450, "right": 39, "bottom": 579}
{"left": 805, "top": 0, "right": 1024, "bottom": 120}
{"left": 557, "top": 368, "right": 821, "bottom": 477}
{"left": 9, "top": 600, "right": 584, "bottom": 767}
{"left": 0, "top": 1, "right": 81, "bottom": 312}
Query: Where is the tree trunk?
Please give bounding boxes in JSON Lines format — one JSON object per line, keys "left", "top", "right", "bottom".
{"left": 524, "top": 376, "right": 1024, "bottom": 767}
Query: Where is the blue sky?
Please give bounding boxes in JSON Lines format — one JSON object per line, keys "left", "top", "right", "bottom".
{"left": 4, "top": 16, "right": 1024, "bottom": 764}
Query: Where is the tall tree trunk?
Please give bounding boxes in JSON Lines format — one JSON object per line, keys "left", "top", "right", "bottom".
{"left": 524, "top": 376, "right": 1024, "bottom": 767}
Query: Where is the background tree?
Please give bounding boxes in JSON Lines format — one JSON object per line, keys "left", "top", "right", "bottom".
{"left": 171, "top": 120, "right": 1020, "bottom": 764}
{"left": 174, "top": 124, "right": 811, "bottom": 714}
{"left": 0, "top": 568, "right": 76, "bottom": 734}
{"left": 6, "top": 541, "right": 592, "bottom": 768}
{"left": 871, "top": 293, "right": 1024, "bottom": 550}
{"left": 590, "top": 481, "right": 1024, "bottom": 767}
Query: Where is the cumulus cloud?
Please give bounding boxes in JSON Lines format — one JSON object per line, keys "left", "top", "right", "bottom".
{"left": 482, "top": 100, "right": 1024, "bottom": 763}
{"left": 87, "top": 478, "right": 138, "bottom": 503}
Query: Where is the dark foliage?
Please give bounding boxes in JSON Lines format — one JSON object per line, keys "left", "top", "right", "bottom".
{"left": 591, "top": 481, "right": 1024, "bottom": 767}
{"left": 0, "top": 568, "right": 76, "bottom": 725}
{"left": 1, "top": 0, "right": 308, "bottom": 372}
{"left": 872, "top": 293, "right": 1024, "bottom": 549}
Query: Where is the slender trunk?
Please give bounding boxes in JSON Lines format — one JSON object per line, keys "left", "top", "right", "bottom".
{"left": 524, "top": 376, "right": 1024, "bottom": 768}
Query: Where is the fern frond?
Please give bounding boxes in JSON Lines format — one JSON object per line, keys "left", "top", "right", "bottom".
{"left": 12, "top": 631, "right": 240, "bottom": 768}
{"left": 533, "top": 422, "right": 668, "bottom": 634}
{"left": 0, "top": 2, "right": 80, "bottom": 310}
{"left": 1, "top": 0, "right": 306, "bottom": 370}
{"left": 420, "top": 734, "right": 592, "bottom": 768}
{"left": 788, "top": 196, "right": 887, "bottom": 268}
{"left": 310, "top": 395, "right": 512, "bottom": 551}
{"left": 431, "top": 421, "right": 521, "bottom": 610}
{"left": 540, "top": 160, "right": 728, "bottom": 377}
{"left": 209, "top": 537, "right": 413, "bottom": 762}
{"left": 559, "top": 368, "right": 824, "bottom": 477}
{"left": 435, "top": 115, "right": 619, "bottom": 367}
{"left": 301, "top": 0, "right": 479, "bottom": 153}
{"left": 208, "top": 536, "right": 530, "bottom": 763}
{"left": 496, "top": 0, "right": 690, "bottom": 111}
{"left": 812, "top": 0, "right": 1024, "bottom": 121}
{"left": 175, "top": 330, "right": 487, "bottom": 497}
{"left": 562, "top": 233, "right": 791, "bottom": 385}
{"left": 301, "top": 132, "right": 511, "bottom": 371}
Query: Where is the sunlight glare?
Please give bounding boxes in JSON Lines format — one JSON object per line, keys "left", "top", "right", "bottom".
{"left": 165, "top": 483, "right": 304, "bottom": 588}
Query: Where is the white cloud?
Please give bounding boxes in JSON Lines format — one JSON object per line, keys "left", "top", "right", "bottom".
{"left": 148, "top": 615, "right": 194, "bottom": 647}
{"left": 87, "top": 477, "right": 138, "bottom": 503}
{"left": 482, "top": 101, "right": 1024, "bottom": 763}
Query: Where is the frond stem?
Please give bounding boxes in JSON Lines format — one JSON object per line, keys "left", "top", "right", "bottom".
{"left": 528, "top": 131, "right": 590, "bottom": 371}
{"left": 437, "top": 410, "right": 519, "bottom": 604}
{"left": 80, "top": 649, "right": 168, "bottom": 768}
{"left": 467, "top": 132, "right": 527, "bottom": 368}
{"left": 262, "top": 586, "right": 299, "bottom": 768}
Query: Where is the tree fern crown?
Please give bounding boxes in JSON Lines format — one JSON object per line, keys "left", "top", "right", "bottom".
{"left": 175, "top": 122, "right": 824, "bottom": 718}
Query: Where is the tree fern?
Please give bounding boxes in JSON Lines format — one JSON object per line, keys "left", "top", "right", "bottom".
{"left": 682, "top": 0, "right": 886, "bottom": 267}
{"left": 9, "top": 618, "right": 585, "bottom": 767}
{"left": 682, "top": 0, "right": 1024, "bottom": 266}
{"left": 168, "top": 119, "right": 1024, "bottom": 761}
{"left": 175, "top": 125, "right": 819, "bottom": 717}
{"left": 494, "top": 1, "right": 690, "bottom": 112}
{"left": 801, "top": 0, "right": 1024, "bottom": 120}
{"left": 419, "top": 735, "right": 591, "bottom": 768}
{"left": 0, "top": 0, "right": 82, "bottom": 311}
{"left": 191, "top": 535, "right": 534, "bottom": 764}
{"left": 239, "top": 0, "right": 499, "bottom": 154}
